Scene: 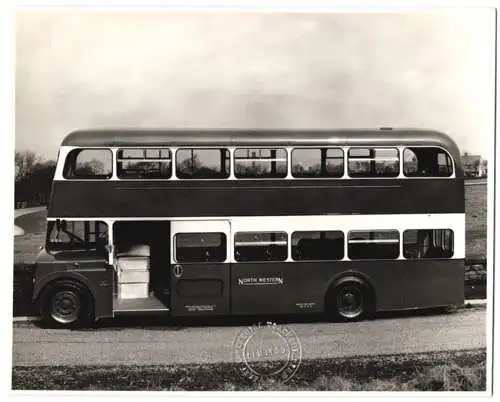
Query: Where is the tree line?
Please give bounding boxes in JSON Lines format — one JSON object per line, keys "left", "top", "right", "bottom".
{"left": 15, "top": 151, "right": 56, "bottom": 208}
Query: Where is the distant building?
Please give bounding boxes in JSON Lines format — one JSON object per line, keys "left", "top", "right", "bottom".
{"left": 461, "top": 153, "right": 487, "bottom": 177}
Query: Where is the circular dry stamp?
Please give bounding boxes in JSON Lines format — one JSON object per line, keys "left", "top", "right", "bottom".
{"left": 233, "top": 323, "right": 302, "bottom": 383}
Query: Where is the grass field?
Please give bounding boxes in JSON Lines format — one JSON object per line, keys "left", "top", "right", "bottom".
{"left": 12, "top": 348, "right": 486, "bottom": 391}
{"left": 465, "top": 183, "right": 488, "bottom": 258}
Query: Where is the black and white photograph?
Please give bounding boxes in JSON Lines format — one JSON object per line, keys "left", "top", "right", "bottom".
{"left": 5, "top": 2, "right": 495, "bottom": 395}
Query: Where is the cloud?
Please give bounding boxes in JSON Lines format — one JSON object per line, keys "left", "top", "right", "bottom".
{"left": 15, "top": 10, "right": 494, "bottom": 159}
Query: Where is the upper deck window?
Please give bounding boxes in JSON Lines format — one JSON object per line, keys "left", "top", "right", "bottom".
{"left": 63, "top": 149, "right": 112, "bottom": 179}
{"left": 403, "top": 147, "right": 453, "bottom": 177}
{"left": 117, "top": 148, "right": 172, "bottom": 179}
{"left": 234, "top": 148, "right": 287, "bottom": 178}
{"left": 348, "top": 148, "right": 399, "bottom": 178}
{"left": 176, "top": 148, "right": 230, "bottom": 179}
{"left": 291, "top": 148, "right": 344, "bottom": 178}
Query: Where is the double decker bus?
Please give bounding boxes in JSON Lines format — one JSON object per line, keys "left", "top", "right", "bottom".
{"left": 33, "top": 128, "right": 465, "bottom": 328}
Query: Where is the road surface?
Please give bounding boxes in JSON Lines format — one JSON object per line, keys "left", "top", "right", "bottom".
{"left": 14, "top": 207, "right": 46, "bottom": 236}
{"left": 12, "top": 308, "right": 486, "bottom": 366}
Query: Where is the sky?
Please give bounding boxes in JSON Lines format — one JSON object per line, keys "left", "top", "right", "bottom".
{"left": 15, "top": 9, "right": 495, "bottom": 161}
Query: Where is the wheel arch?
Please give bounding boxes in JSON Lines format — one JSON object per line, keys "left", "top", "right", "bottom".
{"left": 33, "top": 271, "right": 97, "bottom": 308}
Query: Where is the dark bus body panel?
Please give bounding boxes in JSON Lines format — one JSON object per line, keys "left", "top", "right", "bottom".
{"left": 48, "top": 179, "right": 464, "bottom": 218}
{"left": 230, "top": 259, "right": 464, "bottom": 315}
{"left": 33, "top": 251, "right": 114, "bottom": 320}
{"left": 32, "top": 254, "right": 464, "bottom": 320}
{"left": 170, "top": 262, "right": 230, "bottom": 316}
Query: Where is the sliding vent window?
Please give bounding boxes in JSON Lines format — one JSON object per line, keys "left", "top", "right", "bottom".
{"left": 348, "top": 148, "right": 399, "bottom": 177}
{"left": 403, "top": 229, "right": 454, "bottom": 259}
{"left": 117, "top": 148, "right": 172, "bottom": 179}
{"left": 176, "top": 148, "right": 230, "bottom": 179}
{"left": 348, "top": 230, "right": 399, "bottom": 260}
{"left": 63, "top": 149, "right": 112, "bottom": 179}
{"left": 292, "top": 231, "right": 344, "bottom": 261}
{"left": 175, "top": 232, "right": 227, "bottom": 263}
{"left": 234, "top": 148, "right": 287, "bottom": 178}
{"left": 403, "top": 148, "right": 453, "bottom": 177}
{"left": 234, "top": 232, "right": 287, "bottom": 262}
{"left": 292, "top": 148, "right": 344, "bottom": 178}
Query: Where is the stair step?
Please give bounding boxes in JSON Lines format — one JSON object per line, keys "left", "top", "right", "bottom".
{"left": 118, "top": 283, "right": 149, "bottom": 299}
{"left": 114, "top": 295, "right": 170, "bottom": 313}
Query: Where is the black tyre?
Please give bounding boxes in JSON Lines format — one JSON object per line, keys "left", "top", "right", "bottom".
{"left": 327, "top": 281, "right": 371, "bottom": 322}
{"left": 40, "top": 280, "right": 93, "bottom": 329}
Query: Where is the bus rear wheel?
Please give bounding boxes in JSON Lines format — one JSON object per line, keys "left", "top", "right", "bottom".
{"left": 327, "top": 281, "right": 370, "bottom": 322}
{"left": 40, "top": 280, "right": 93, "bottom": 328}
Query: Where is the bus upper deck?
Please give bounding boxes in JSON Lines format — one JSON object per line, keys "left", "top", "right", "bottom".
{"left": 48, "top": 128, "right": 464, "bottom": 218}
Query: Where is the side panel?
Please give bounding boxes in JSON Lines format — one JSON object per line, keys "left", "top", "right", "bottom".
{"left": 170, "top": 263, "right": 230, "bottom": 315}
{"left": 48, "top": 179, "right": 464, "bottom": 218}
{"left": 230, "top": 259, "right": 464, "bottom": 315}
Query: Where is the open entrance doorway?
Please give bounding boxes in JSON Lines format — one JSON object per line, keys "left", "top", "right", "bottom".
{"left": 112, "top": 221, "right": 171, "bottom": 313}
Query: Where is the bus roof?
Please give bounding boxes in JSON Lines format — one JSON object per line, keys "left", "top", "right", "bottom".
{"left": 61, "top": 128, "right": 461, "bottom": 160}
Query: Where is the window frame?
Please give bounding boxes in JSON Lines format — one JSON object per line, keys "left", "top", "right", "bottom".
{"left": 403, "top": 229, "right": 454, "bottom": 259}
{"left": 347, "top": 229, "right": 400, "bottom": 260}
{"left": 116, "top": 147, "right": 172, "bottom": 179}
{"left": 63, "top": 148, "right": 113, "bottom": 180}
{"left": 347, "top": 147, "right": 400, "bottom": 178}
{"left": 46, "top": 219, "right": 109, "bottom": 252}
{"left": 291, "top": 147, "right": 345, "bottom": 178}
{"left": 175, "top": 147, "right": 231, "bottom": 180}
{"left": 174, "top": 231, "right": 227, "bottom": 263}
{"left": 402, "top": 146, "right": 455, "bottom": 178}
{"left": 233, "top": 147, "right": 288, "bottom": 179}
{"left": 234, "top": 231, "right": 288, "bottom": 262}
{"left": 291, "top": 230, "right": 345, "bottom": 261}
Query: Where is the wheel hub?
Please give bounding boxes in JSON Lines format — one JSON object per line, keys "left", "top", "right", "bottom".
{"left": 337, "top": 286, "right": 363, "bottom": 318}
{"left": 51, "top": 290, "right": 81, "bottom": 324}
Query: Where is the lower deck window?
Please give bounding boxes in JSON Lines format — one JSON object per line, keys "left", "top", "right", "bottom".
{"left": 292, "top": 231, "right": 344, "bottom": 260}
{"left": 175, "top": 232, "right": 226, "bottom": 263}
{"left": 235, "top": 232, "right": 287, "bottom": 262}
{"left": 47, "top": 220, "right": 108, "bottom": 252}
{"left": 403, "top": 229, "right": 454, "bottom": 259}
{"left": 348, "top": 230, "right": 399, "bottom": 260}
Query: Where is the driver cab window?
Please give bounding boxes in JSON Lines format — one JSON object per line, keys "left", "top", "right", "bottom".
{"left": 47, "top": 220, "right": 108, "bottom": 252}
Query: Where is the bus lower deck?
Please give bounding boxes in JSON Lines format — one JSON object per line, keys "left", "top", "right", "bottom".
{"left": 33, "top": 213, "right": 464, "bottom": 327}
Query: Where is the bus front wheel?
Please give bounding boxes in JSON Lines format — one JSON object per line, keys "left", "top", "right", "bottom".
{"left": 40, "top": 280, "right": 93, "bottom": 328}
{"left": 327, "top": 281, "right": 372, "bottom": 322}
